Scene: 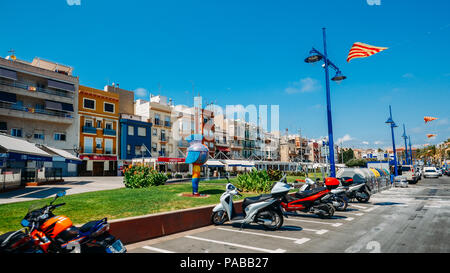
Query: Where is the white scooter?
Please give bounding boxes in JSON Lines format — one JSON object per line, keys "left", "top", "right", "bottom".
{"left": 211, "top": 175, "right": 290, "bottom": 230}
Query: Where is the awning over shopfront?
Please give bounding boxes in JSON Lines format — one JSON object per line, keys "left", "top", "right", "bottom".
{"left": 0, "top": 134, "right": 52, "bottom": 161}
{"left": 205, "top": 160, "right": 225, "bottom": 167}
{"left": 40, "top": 146, "right": 82, "bottom": 164}
{"left": 223, "top": 160, "right": 255, "bottom": 167}
{"left": 80, "top": 155, "right": 117, "bottom": 161}
{"left": 157, "top": 157, "right": 185, "bottom": 163}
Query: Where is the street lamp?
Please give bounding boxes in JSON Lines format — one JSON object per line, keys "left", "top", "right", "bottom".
{"left": 385, "top": 105, "right": 398, "bottom": 176}
{"left": 304, "top": 28, "right": 346, "bottom": 178}
{"left": 408, "top": 136, "right": 413, "bottom": 165}
{"left": 401, "top": 124, "right": 409, "bottom": 165}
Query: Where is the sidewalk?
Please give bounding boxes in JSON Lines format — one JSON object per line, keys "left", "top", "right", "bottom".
{"left": 0, "top": 176, "right": 125, "bottom": 205}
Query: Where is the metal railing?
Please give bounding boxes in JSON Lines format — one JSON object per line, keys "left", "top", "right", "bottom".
{"left": 0, "top": 101, "right": 73, "bottom": 119}
{"left": 0, "top": 79, "right": 73, "bottom": 98}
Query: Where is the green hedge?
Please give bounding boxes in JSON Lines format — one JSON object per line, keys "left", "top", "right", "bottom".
{"left": 235, "top": 169, "right": 273, "bottom": 193}
{"left": 123, "top": 164, "right": 168, "bottom": 188}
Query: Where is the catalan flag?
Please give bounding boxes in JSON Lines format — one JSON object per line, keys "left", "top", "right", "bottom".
{"left": 424, "top": 116, "right": 438, "bottom": 123}
{"left": 347, "top": 42, "right": 388, "bottom": 62}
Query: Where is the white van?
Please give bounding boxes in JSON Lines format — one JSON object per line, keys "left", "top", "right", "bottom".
{"left": 400, "top": 165, "right": 418, "bottom": 184}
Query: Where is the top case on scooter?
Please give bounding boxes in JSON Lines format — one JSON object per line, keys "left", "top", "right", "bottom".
{"left": 325, "top": 177, "right": 340, "bottom": 190}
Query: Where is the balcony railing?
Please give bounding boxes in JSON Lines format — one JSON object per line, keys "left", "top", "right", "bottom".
{"left": 164, "top": 121, "right": 171, "bottom": 127}
{"left": 0, "top": 79, "right": 73, "bottom": 98}
{"left": 0, "top": 101, "right": 73, "bottom": 119}
{"left": 103, "top": 128, "right": 116, "bottom": 136}
{"left": 82, "top": 126, "right": 97, "bottom": 134}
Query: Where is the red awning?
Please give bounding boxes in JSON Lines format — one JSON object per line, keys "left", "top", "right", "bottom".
{"left": 157, "top": 157, "right": 185, "bottom": 163}
{"left": 81, "top": 155, "right": 117, "bottom": 161}
{"left": 217, "top": 147, "right": 230, "bottom": 152}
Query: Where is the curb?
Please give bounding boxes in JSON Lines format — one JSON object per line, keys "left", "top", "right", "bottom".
{"left": 109, "top": 200, "right": 244, "bottom": 245}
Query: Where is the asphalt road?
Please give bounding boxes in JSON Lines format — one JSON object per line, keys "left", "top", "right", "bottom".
{"left": 127, "top": 176, "right": 450, "bottom": 253}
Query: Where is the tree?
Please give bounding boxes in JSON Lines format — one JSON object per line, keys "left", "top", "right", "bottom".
{"left": 345, "top": 158, "right": 367, "bottom": 167}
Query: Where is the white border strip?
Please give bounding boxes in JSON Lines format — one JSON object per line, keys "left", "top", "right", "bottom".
{"left": 216, "top": 227, "right": 311, "bottom": 245}
{"left": 185, "top": 235, "right": 286, "bottom": 253}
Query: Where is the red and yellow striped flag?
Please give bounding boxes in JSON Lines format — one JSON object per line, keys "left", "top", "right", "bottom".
{"left": 424, "top": 116, "right": 438, "bottom": 123}
{"left": 347, "top": 42, "right": 388, "bottom": 62}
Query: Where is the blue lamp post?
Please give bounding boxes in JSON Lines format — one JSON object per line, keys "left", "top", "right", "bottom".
{"left": 304, "top": 28, "right": 346, "bottom": 177}
{"left": 401, "top": 124, "right": 409, "bottom": 165}
{"left": 408, "top": 136, "right": 413, "bottom": 165}
{"left": 385, "top": 105, "right": 398, "bottom": 176}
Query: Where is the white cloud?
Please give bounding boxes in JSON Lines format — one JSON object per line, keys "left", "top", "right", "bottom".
{"left": 338, "top": 134, "right": 353, "bottom": 143}
{"left": 374, "top": 140, "right": 383, "bottom": 145}
{"left": 402, "top": 73, "right": 414, "bottom": 79}
{"left": 134, "top": 87, "right": 148, "bottom": 98}
{"left": 362, "top": 141, "right": 369, "bottom": 145}
{"left": 285, "top": 77, "right": 321, "bottom": 94}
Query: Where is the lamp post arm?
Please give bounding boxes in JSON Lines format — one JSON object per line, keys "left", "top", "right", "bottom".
{"left": 310, "top": 48, "right": 341, "bottom": 72}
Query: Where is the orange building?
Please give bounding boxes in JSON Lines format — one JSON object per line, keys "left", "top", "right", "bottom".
{"left": 78, "top": 85, "right": 119, "bottom": 176}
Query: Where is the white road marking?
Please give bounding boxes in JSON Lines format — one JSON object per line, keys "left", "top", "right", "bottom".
{"left": 185, "top": 235, "right": 286, "bottom": 253}
{"left": 349, "top": 204, "right": 368, "bottom": 209}
{"left": 364, "top": 207, "right": 377, "bottom": 212}
{"left": 301, "top": 228, "right": 329, "bottom": 235}
{"left": 286, "top": 218, "right": 343, "bottom": 227}
{"left": 142, "top": 246, "right": 175, "bottom": 253}
{"left": 216, "top": 227, "right": 311, "bottom": 245}
{"left": 344, "top": 217, "right": 354, "bottom": 221}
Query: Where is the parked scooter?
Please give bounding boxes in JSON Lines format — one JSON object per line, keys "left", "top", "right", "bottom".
{"left": 299, "top": 178, "right": 348, "bottom": 211}
{"left": 20, "top": 191, "right": 126, "bottom": 253}
{"left": 280, "top": 177, "right": 339, "bottom": 218}
{"left": 211, "top": 175, "right": 290, "bottom": 230}
{"left": 339, "top": 177, "right": 371, "bottom": 203}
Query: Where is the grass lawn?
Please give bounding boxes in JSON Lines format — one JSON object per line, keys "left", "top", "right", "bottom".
{"left": 0, "top": 175, "right": 319, "bottom": 233}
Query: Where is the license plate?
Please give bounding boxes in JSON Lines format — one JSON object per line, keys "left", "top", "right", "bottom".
{"left": 106, "top": 240, "right": 126, "bottom": 253}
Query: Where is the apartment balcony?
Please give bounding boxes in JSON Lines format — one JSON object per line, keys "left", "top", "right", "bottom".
{"left": 0, "top": 101, "right": 73, "bottom": 124}
{"left": 164, "top": 121, "right": 171, "bottom": 127}
{"left": 82, "top": 126, "right": 97, "bottom": 134}
{"left": 103, "top": 128, "right": 116, "bottom": 136}
{"left": 0, "top": 79, "right": 74, "bottom": 103}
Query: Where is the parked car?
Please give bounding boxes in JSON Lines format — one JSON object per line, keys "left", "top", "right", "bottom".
{"left": 423, "top": 167, "right": 439, "bottom": 178}
{"left": 444, "top": 168, "right": 450, "bottom": 176}
{"left": 394, "top": 176, "right": 408, "bottom": 188}
{"left": 401, "top": 165, "right": 418, "bottom": 184}
{"left": 435, "top": 168, "right": 443, "bottom": 176}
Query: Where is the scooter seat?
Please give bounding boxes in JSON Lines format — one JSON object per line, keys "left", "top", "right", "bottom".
{"left": 242, "top": 194, "right": 273, "bottom": 209}
{"left": 295, "top": 187, "right": 327, "bottom": 199}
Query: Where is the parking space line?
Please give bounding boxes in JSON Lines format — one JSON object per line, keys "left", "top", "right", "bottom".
{"left": 346, "top": 212, "right": 364, "bottom": 216}
{"left": 286, "top": 218, "right": 343, "bottom": 227}
{"left": 142, "top": 246, "right": 175, "bottom": 253}
{"left": 343, "top": 217, "right": 354, "bottom": 221}
{"left": 364, "top": 207, "right": 377, "bottom": 212}
{"left": 216, "top": 227, "right": 311, "bottom": 245}
{"left": 301, "top": 228, "right": 329, "bottom": 235}
{"left": 349, "top": 204, "right": 369, "bottom": 209}
{"left": 185, "top": 235, "right": 286, "bottom": 253}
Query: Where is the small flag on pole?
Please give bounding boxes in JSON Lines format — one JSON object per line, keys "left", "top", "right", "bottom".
{"left": 426, "top": 134, "right": 437, "bottom": 138}
{"left": 347, "top": 42, "right": 388, "bottom": 62}
{"left": 424, "top": 116, "right": 438, "bottom": 123}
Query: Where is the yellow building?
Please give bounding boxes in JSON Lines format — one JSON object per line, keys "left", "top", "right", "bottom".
{"left": 78, "top": 85, "right": 119, "bottom": 176}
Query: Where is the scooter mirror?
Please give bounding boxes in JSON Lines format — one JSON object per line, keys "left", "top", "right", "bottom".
{"left": 21, "top": 219, "right": 29, "bottom": 227}
{"left": 57, "top": 191, "right": 66, "bottom": 197}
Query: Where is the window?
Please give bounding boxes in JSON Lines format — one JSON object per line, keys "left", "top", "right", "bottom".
{"left": 152, "top": 128, "right": 157, "bottom": 136}
{"left": 127, "top": 145, "right": 131, "bottom": 155}
{"left": 96, "top": 138, "right": 102, "bottom": 149}
{"left": 54, "top": 133, "right": 66, "bottom": 141}
{"left": 161, "top": 130, "right": 166, "bottom": 141}
{"left": 11, "top": 128, "right": 22, "bottom": 137}
{"left": 164, "top": 116, "right": 171, "bottom": 127}
{"left": 160, "top": 145, "right": 166, "bottom": 156}
{"left": 84, "top": 137, "right": 93, "bottom": 153}
{"left": 85, "top": 119, "right": 93, "bottom": 127}
{"left": 33, "top": 130, "right": 45, "bottom": 140}
{"left": 104, "top": 102, "right": 115, "bottom": 113}
{"left": 152, "top": 143, "right": 157, "bottom": 152}
{"left": 96, "top": 120, "right": 102, "bottom": 128}
{"left": 0, "top": 122, "right": 7, "bottom": 133}
{"left": 135, "top": 145, "right": 142, "bottom": 156}
{"left": 155, "top": 114, "right": 160, "bottom": 125}
{"left": 138, "top": 127, "right": 146, "bottom": 137}
{"left": 105, "top": 139, "right": 113, "bottom": 154}
{"left": 105, "top": 122, "right": 113, "bottom": 130}
{"left": 128, "top": 125, "right": 134, "bottom": 136}
{"left": 83, "top": 98, "right": 95, "bottom": 110}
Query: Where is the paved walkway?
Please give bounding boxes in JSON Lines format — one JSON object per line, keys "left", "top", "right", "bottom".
{"left": 0, "top": 176, "right": 125, "bottom": 204}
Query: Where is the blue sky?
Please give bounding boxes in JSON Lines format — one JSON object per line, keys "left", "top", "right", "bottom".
{"left": 1, "top": 0, "right": 449, "bottom": 149}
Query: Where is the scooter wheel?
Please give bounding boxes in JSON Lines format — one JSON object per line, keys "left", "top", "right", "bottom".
{"left": 260, "top": 210, "right": 284, "bottom": 231}
{"left": 211, "top": 211, "right": 227, "bottom": 225}
{"left": 318, "top": 204, "right": 335, "bottom": 219}
{"left": 335, "top": 197, "right": 348, "bottom": 211}
{"left": 356, "top": 192, "right": 370, "bottom": 203}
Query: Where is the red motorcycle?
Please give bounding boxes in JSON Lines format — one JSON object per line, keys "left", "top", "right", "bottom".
{"left": 281, "top": 177, "right": 340, "bottom": 218}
